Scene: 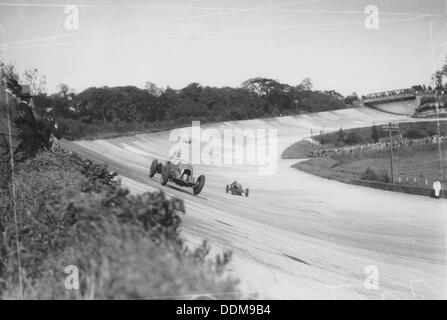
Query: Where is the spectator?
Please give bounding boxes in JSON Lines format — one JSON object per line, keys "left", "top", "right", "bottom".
{"left": 432, "top": 180, "right": 442, "bottom": 199}
{"left": 0, "top": 79, "right": 58, "bottom": 163}
{"left": 0, "top": 78, "right": 30, "bottom": 162}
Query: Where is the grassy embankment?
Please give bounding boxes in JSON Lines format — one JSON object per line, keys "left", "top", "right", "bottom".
{"left": 283, "top": 121, "right": 447, "bottom": 188}
{"left": 0, "top": 150, "right": 238, "bottom": 299}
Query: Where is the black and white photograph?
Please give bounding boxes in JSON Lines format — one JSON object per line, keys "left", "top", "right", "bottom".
{"left": 0, "top": 0, "right": 446, "bottom": 306}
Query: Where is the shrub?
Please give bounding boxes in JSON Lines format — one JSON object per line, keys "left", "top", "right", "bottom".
{"left": 344, "top": 132, "right": 364, "bottom": 145}
{"left": 419, "top": 95, "right": 436, "bottom": 106}
{"left": 377, "top": 170, "right": 391, "bottom": 183}
{"left": 371, "top": 125, "right": 380, "bottom": 143}
{"left": 0, "top": 150, "right": 237, "bottom": 299}
{"left": 362, "top": 167, "right": 378, "bottom": 181}
{"left": 405, "top": 128, "right": 426, "bottom": 139}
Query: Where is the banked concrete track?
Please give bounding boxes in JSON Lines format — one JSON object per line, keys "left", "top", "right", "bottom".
{"left": 63, "top": 107, "right": 447, "bottom": 299}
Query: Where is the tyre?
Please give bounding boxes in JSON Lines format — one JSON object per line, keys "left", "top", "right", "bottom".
{"left": 245, "top": 188, "right": 249, "bottom": 197}
{"left": 160, "top": 164, "right": 170, "bottom": 186}
{"left": 193, "top": 175, "right": 206, "bottom": 195}
{"left": 149, "top": 159, "right": 159, "bottom": 177}
{"left": 226, "top": 184, "right": 229, "bottom": 193}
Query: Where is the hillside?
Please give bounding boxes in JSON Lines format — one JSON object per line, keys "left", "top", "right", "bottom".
{"left": 0, "top": 150, "right": 237, "bottom": 299}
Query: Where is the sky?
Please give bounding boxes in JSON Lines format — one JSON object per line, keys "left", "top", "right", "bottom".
{"left": 1, "top": 0, "right": 447, "bottom": 96}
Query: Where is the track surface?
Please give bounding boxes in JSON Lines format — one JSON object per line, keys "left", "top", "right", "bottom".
{"left": 368, "top": 100, "right": 418, "bottom": 116}
{"left": 63, "top": 107, "right": 447, "bottom": 299}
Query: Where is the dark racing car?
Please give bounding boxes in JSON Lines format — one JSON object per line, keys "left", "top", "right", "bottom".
{"left": 226, "top": 181, "right": 249, "bottom": 197}
{"left": 149, "top": 159, "right": 206, "bottom": 195}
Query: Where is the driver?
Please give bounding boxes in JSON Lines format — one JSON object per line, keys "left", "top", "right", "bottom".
{"left": 170, "top": 149, "right": 190, "bottom": 181}
{"left": 171, "top": 149, "right": 182, "bottom": 166}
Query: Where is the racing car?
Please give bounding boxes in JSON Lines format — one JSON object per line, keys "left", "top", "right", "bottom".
{"left": 226, "top": 181, "right": 249, "bottom": 197}
{"left": 149, "top": 159, "right": 206, "bottom": 195}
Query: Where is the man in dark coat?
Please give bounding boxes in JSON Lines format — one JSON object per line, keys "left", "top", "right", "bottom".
{"left": 0, "top": 79, "right": 27, "bottom": 162}
{"left": 16, "top": 85, "right": 42, "bottom": 157}
{"left": 38, "top": 107, "right": 63, "bottom": 150}
{"left": 0, "top": 79, "right": 41, "bottom": 162}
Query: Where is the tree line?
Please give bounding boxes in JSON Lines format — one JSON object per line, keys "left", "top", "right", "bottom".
{"left": 1, "top": 60, "right": 358, "bottom": 139}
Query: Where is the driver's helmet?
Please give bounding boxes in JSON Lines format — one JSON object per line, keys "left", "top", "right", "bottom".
{"left": 183, "top": 136, "right": 192, "bottom": 144}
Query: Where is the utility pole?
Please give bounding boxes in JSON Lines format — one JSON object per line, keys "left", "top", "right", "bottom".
{"left": 435, "top": 77, "right": 444, "bottom": 181}
{"left": 382, "top": 122, "right": 399, "bottom": 184}
{"left": 389, "top": 123, "right": 394, "bottom": 184}
{"left": 311, "top": 129, "right": 314, "bottom": 155}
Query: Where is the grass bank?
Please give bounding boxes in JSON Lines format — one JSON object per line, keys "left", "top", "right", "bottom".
{"left": 0, "top": 150, "right": 238, "bottom": 299}
{"left": 293, "top": 141, "right": 447, "bottom": 189}
{"left": 285, "top": 121, "right": 447, "bottom": 192}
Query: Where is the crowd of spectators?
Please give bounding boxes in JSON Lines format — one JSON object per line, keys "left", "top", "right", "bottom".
{"left": 309, "top": 135, "right": 447, "bottom": 159}
{"left": 411, "top": 84, "right": 433, "bottom": 94}
{"left": 364, "top": 88, "right": 416, "bottom": 101}
{"left": 362, "top": 85, "right": 435, "bottom": 102}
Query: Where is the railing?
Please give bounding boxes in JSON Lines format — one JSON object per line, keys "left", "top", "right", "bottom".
{"left": 351, "top": 179, "right": 444, "bottom": 198}
{"left": 363, "top": 89, "right": 416, "bottom": 106}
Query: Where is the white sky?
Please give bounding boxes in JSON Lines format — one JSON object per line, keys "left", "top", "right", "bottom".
{"left": 1, "top": 0, "right": 447, "bottom": 96}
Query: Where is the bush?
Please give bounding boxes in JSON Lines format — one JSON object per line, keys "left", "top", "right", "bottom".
{"left": 377, "top": 169, "right": 391, "bottom": 183}
{"left": 419, "top": 95, "right": 436, "bottom": 106}
{"left": 362, "top": 167, "right": 378, "bottom": 181}
{"left": 0, "top": 150, "right": 237, "bottom": 299}
{"left": 405, "top": 128, "right": 426, "bottom": 139}
{"left": 344, "top": 132, "right": 365, "bottom": 145}
{"left": 371, "top": 125, "right": 380, "bottom": 143}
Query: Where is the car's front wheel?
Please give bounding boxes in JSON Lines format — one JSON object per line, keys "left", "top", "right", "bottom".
{"left": 194, "top": 175, "right": 206, "bottom": 195}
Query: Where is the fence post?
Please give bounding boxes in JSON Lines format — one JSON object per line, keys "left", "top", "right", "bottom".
{"left": 389, "top": 123, "right": 394, "bottom": 184}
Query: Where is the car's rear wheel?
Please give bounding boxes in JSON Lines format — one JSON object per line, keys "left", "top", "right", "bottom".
{"left": 160, "top": 164, "right": 170, "bottom": 186}
{"left": 226, "top": 184, "right": 229, "bottom": 193}
{"left": 193, "top": 175, "right": 206, "bottom": 195}
{"left": 149, "top": 159, "right": 159, "bottom": 177}
{"left": 245, "top": 188, "right": 249, "bottom": 197}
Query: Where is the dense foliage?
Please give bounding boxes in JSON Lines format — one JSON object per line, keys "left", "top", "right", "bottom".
{"left": 0, "top": 151, "right": 236, "bottom": 299}
{"left": 1, "top": 59, "right": 358, "bottom": 139}
{"left": 33, "top": 78, "right": 354, "bottom": 139}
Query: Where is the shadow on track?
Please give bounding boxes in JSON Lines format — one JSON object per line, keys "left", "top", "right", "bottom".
{"left": 164, "top": 184, "right": 208, "bottom": 200}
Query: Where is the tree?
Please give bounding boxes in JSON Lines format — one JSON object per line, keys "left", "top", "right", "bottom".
{"left": 22, "top": 68, "right": 47, "bottom": 94}
{"left": 344, "top": 131, "right": 363, "bottom": 145}
{"left": 57, "top": 83, "right": 75, "bottom": 99}
{"left": 180, "top": 83, "right": 203, "bottom": 102}
{"left": 145, "top": 81, "right": 163, "bottom": 97}
{"left": 300, "top": 77, "right": 313, "bottom": 91}
{"left": 432, "top": 56, "right": 447, "bottom": 95}
{"left": 371, "top": 125, "right": 379, "bottom": 143}
{"left": 324, "top": 90, "right": 344, "bottom": 100}
{"left": 0, "top": 59, "right": 19, "bottom": 81}
{"left": 344, "top": 92, "right": 359, "bottom": 105}
{"left": 338, "top": 127, "right": 344, "bottom": 142}
{"left": 242, "top": 77, "right": 279, "bottom": 97}
{"left": 159, "top": 87, "right": 180, "bottom": 120}
{"left": 242, "top": 77, "right": 284, "bottom": 113}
